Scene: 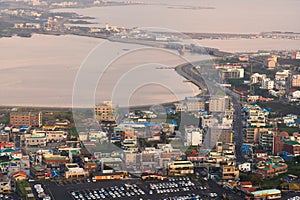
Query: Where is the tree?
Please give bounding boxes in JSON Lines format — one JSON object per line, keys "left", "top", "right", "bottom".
{"left": 248, "top": 173, "right": 263, "bottom": 185}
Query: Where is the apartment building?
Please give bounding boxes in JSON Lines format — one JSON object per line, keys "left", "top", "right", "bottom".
{"left": 247, "top": 107, "right": 267, "bottom": 127}
{"left": 263, "top": 56, "right": 277, "bottom": 70}
{"left": 10, "top": 112, "right": 42, "bottom": 127}
{"left": 95, "top": 101, "right": 116, "bottom": 121}
{"left": 205, "top": 126, "right": 233, "bottom": 149}
{"left": 246, "top": 127, "right": 273, "bottom": 144}
{"left": 261, "top": 78, "right": 274, "bottom": 90}
{"left": 184, "top": 127, "right": 203, "bottom": 146}
{"left": 184, "top": 97, "right": 206, "bottom": 112}
{"left": 219, "top": 68, "right": 244, "bottom": 80}
{"left": 292, "top": 74, "right": 300, "bottom": 87}
{"left": 209, "top": 96, "right": 231, "bottom": 113}
{"left": 259, "top": 131, "right": 275, "bottom": 153}
{"left": 251, "top": 73, "right": 266, "bottom": 84}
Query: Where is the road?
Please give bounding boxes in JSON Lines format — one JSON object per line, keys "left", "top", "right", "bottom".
{"left": 175, "top": 63, "right": 245, "bottom": 163}
{"left": 206, "top": 179, "right": 244, "bottom": 200}
{"left": 231, "top": 96, "right": 245, "bottom": 163}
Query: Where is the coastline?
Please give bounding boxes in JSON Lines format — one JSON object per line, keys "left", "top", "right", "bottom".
{"left": 0, "top": 58, "right": 210, "bottom": 110}
{"left": 1, "top": 34, "right": 300, "bottom": 108}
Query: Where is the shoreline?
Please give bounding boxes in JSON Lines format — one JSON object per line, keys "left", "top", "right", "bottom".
{"left": 0, "top": 59, "right": 207, "bottom": 110}
{"left": 1, "top": 32, "right": 299, "bottom": 55}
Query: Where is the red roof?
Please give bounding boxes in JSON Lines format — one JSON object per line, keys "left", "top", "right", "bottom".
{"left": 257, "top": 157, "right": 266, "bottom": 162}
{"left": 12, "top": 171, "right": 27, "bottom": 178}
{"left": 293, "top": 132, "right": 299, "bottom": 137}
{"left": 13, "top": 171, "right": 27, "bottom": 176}
{"left": 0, "top": 142, "right": 15, "bottom": 149}
{"left": 240, "top": 181, "right": 252, "bottom": 186}
{"left": 280, "top": 131, "right": 290, "bottom": 138}
{"left": 11, "top": 151, "right": 22, "bottom": 155}
{"left": 243, "top": 187, "right": 256, "bottom": 193}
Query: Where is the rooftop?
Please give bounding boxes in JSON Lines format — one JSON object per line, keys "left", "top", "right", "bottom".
{"left": 251, "top": 189, "right": 281, "bottom": 196}
{"left": 284, "top": 140, "right": 300, "bottom": 145}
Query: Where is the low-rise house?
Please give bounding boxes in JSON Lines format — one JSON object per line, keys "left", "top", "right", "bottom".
{"left": 251, "top": 189, "right": 281, "bottom": 200}
{"left": 42, "top": 154, "right": 69, "bottom": 168}
{"left": 0, "top": 147, "right": 19, "bottom": 157}
{"left": 168, "top": 161, "right": 194, "bottom": 176}
{"left": 83, "top": 160, "right": 98, "bottom": 172}
{"left": 238, "top": 163, "right": 251, "bottom": 172}
{"left": 65, "top": 163, "right": 89, "bottom": 179}
{"left": 0, "top": 131, "right": 9, "bottom": 143}
{"left": 0, "top": 142, "right": 15, "bottom": 150}
{"left": 238, "top": 181, "right": 256, "bottom": 194}
{"left": 89, "top": 131, "right": 107, "bottom": 140}
{"left": 12, "top": 171, "right": 27, "bottom": 181}
{"left": 0, "top": 176, "right": 11, "bottom": 194}
{"left": 221, "top": 163, "right": 239, "bottom": 180}
{"left": 283, "top": 140, "right": 300, "bottom": 156}
{"left": 94, "top": 172, "right": 126, "bottom": 180}
{"left": 25, "top": 133, "right": 46, "bottom": 147}
{"left": 30, "top": 164, "right": 45, "bottom": 179}
{"left": 54, "top": 120, "right": 70, "bottom": 129}
{"left": 46, "top": 130, "right": 68, "bottom": 142}
{"left": 292, "top": 91, "right": 300, "bottom": 99}
{"left": 78, "top": 132, "right": 88, "bottom": 141}
{"left": 264, "top": 56, "right": 277, "bottom": 70}
{"left": 256, "top": 161, "right": 288, "bottom": 178}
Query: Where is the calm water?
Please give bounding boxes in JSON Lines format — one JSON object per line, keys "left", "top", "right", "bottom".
{"left": 0, "top": 34, "right": 205, "bottom": 107}
{"left": 55, "top": 0, "right": 300, "bottom": 33}
{"left": 199, "top": 38, "right": 300, "bottom": 53}
{"left": 1, "top": 0, "right": 299, "bottom": 107}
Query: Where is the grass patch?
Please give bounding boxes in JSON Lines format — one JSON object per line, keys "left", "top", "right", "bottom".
{"left": 257, "top": 101, "right": 300, "bottom": 116}
{"left": 281, "top": 182, "right": 300, "bottom": 191}
{"left": 278, "top": 124, "right": 300, "bottom": 134}
{"left": 16, "top": 180, "right": 31, "bottom": 197}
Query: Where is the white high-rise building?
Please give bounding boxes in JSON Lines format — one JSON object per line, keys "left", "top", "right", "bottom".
{"left": 261, "top": 78, "right": 274, "bottom": 90}
{"left": 185, "top": 127, "right": 203, "bottom": 146}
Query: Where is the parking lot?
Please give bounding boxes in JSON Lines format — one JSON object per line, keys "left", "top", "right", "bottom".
{"left": 33, "top": 178, "right": 224, "bottom": 200}
{"left": 70, "top": 183, "right": 145, "bottom": 199}
{"left": 31, "top": 184, "right": 52, "bottom": 200}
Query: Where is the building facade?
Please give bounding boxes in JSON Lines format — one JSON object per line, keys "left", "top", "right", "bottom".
{"left": 292, "top": 75, "right": 300, "bottom": 87}
{"left": 95, "top": 101, "right": 116, "bottom": 121}
{"left": 209, "top": 96, "right": 230, "bottom": 113}
{"left": 25, "top": 134, "right": 46, "bottom": 147}
{"left": 10, "top": 112, "right": 42, "bottom": 127}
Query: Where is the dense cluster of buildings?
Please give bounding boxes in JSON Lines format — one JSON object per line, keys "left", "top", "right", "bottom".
{"left": 6, "top": 97, "right": 296, "bottom": 198}
{"left": 249, "top": 68, "right": 300, "bottom": 102}
{"left": 75, "top": 97, "right": 238, "bottom": 184}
